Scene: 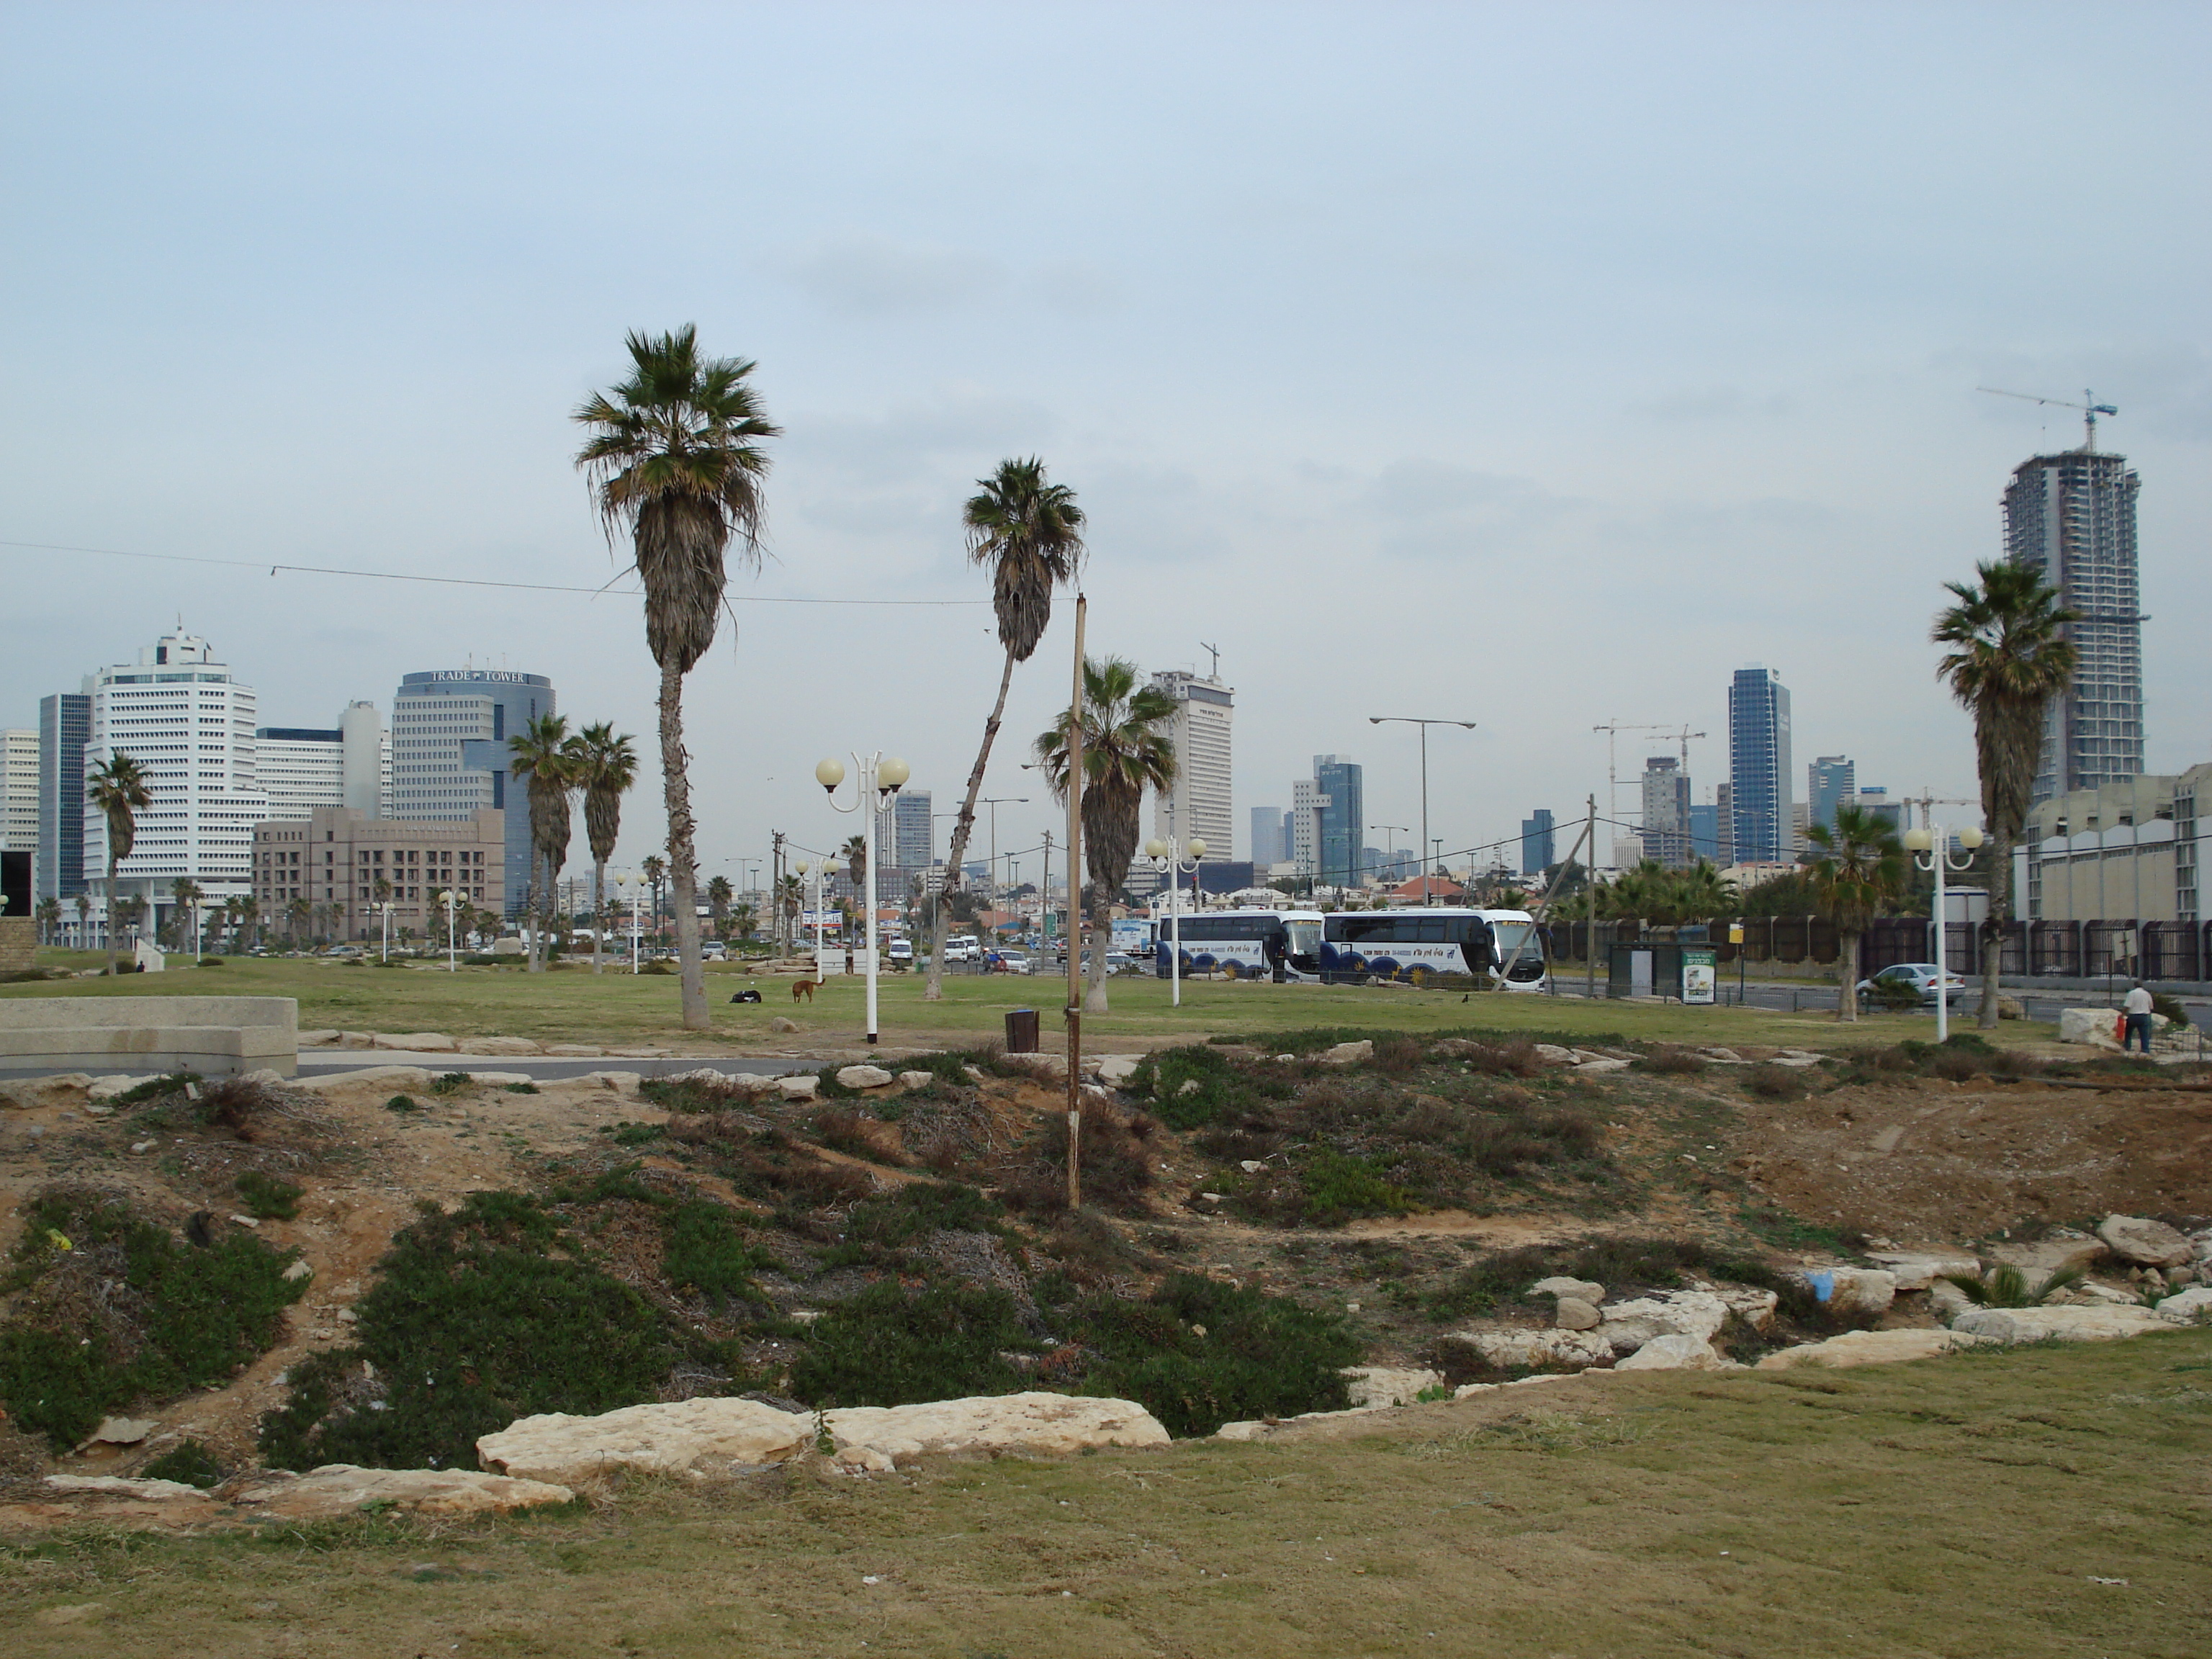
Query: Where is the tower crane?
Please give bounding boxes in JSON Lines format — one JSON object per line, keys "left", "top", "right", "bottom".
{"left": 1976, "top": 387, "right": 2118, "bottom": 453}
{"left": 1591, "top": 721, "right": 1707, "bottom": 821}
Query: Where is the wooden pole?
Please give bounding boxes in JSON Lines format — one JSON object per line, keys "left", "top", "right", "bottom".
{"left": 1065, "top": 595, "right": 1087, "bottom": 1213}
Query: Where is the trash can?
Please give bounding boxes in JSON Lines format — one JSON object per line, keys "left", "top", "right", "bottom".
{"left": 1004, "top": 1007, "right": 1040, "bottom": 1053}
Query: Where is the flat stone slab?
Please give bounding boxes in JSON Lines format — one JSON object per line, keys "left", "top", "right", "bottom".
{"left": 1950, "top": 1304, "right": 2181, "bottom": 1344}
{"left": 1341, "top": 1367, "right": 1444, "bottom": 1408}
{"left": 480, "top": 1398, "right": 816, "bottom": 1485}
{"left": 825, "top": 1393, "right": 1169, "bottom": 1471}
{"left": 1755, "top": 1328, "right": 1993, "bottom": 1370}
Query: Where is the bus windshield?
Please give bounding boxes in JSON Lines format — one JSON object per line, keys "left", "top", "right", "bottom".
{"left": 1491, "top": 922, "right": 1539, "bottom": 964}
{"left": 1285, "top": 920, "right": 1321, "bottom": 958}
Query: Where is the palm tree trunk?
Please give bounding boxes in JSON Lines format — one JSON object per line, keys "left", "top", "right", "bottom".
{"left": 927, "top": 647, "right": 1017, "bottom": 1003}
{"left": 1977, "top": 830, "right": 2010, "bottom": 1029}
{"left": 104, "top": 858, "right": 120, "bottom": 976}
{"left": 658, "top": 659, "right": 710, "bottom": 1029}
{"left": 1838, "top": 928, "right": 1861, "bottom": 1022}
{"left": 1082, "top": 884, "right": 1111, "bottom": 1014}
{"left": 593, "top": 858, "right": 606, "bottom": 974}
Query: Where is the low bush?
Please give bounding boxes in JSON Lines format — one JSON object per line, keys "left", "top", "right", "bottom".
{"left": 430, "top": 1071, "right": 472, "bottom": 1096}
{"left": 1, "top": 1191, "right": 305, "bottom": 1448}
{"left": 1130, "top": 1045, "right": 1256, "bottom": 1130}
{"left": 1635, "top": 1047, "right": 1708, "bottom": 1076}
{"left": 1002, "top": 1108, "right": 1155, "bottom": 1218}
{"left": 385, "top": 1094, "right": 419, "bottom": 1113}
{"left": 662, "top": 1200, "right": 772, "bottom": 1310}
{"left": 2152, "top": 992, "right": 2191, "bottom": 1030}
{"left": 503, "top": 1081, "right": 540, "bottom": 1094}
{"left": 1743, "top": 1063, "right": 1808, "bottom": 1100}
{"left": 235, "top": 1171, "right": 303, "bottom": 1220}
{"left": 787, "top": 1280, "right": 1033, "bottom": 1408}
{"left": 197, "top": 956, "right": 226, "bottom": 968}
{"left": 141, "top": 1438, "right": 225, "bottom": 1488}
{"left": 114, "top": 1072, "right": 199, "bottom": 1107}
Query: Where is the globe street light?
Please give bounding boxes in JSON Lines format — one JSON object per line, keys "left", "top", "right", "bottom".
{"left": 613, "top": 871, "right": 642, "bottom": 974}
{"left": 817, "top": 752, "right": 911, "bottom": 1045}
{"left": 1369, "top": 716, "right": 1477, "bottom": 904}
{"left": 1143, "top": 833, "right": 1208, "bottom": 1008}
{"left": 1903, "top": 820, "right": 1984, "bottom": 1041}
{"left": 795, "top": 857, "right": 838, "bottom": 964}
{"left": 437, "top": 887, "right": 463, "bottom": 972}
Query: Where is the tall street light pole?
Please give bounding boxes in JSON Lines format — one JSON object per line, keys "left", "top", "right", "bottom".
{"left": 1905, "top": 820, "right": 1984, "bottom": 1042}
{"left": 1369, "top": 717, "right": 1477, "bottom": 905}
{"left": 980, "top": 796, "right": 1028, "bottom": 938}
{"left": 817, "top": 751, "right": 912, "bottom": 1046}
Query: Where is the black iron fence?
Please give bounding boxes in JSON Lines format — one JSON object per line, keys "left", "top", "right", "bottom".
{"left": 1550, "top": 916, "right": 2211, "bottom": 981}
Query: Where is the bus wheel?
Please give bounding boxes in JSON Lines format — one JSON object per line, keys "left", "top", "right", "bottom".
{"left": 1408, "top": 966, "right": 1429, "bottom": 989}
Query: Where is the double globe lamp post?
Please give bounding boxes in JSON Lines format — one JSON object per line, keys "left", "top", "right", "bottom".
{"left": 1902, "top": 820, "right": 1984, "bottom": 1042}
{"left": 794, "top": 855, "right": 838, "bottom": 963}
{"left": 1143, "top": 833, "right": 1206, "bottom": 1008}
{"left": 816, "top": 752, "right": 910, "bottom": 1046}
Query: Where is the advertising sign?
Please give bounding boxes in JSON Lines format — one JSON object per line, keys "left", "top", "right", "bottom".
{"left": 1682, "top": 947, "right": 1717, "bottom": 1006}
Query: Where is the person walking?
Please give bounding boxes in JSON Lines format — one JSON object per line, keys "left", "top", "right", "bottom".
{"left": 2122, "top": 981, "right": 2156, "bottom": 1053}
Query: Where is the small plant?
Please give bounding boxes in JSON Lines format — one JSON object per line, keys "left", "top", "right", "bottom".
{"left": 1636, "top": 1047, "right": 1708, "bottom": 1076}
{"left": 430, "top": 1071, "right": 472, "bottom": 1096}
{"left": 116, "top": 1071, "right": 200, "bottom": 1107}
{"left": 1940, "top": 1262, "right": 2085, "bottom": 1309}
{"left": 386, "top": 1094, "right": 419, "bottom": 1113}
{"left": 503, "top": 1081, "right": 540, "bottom": 1094}
{"left": 2151, "top": 992, "right": 2191, "bottom": 1031}
{"left": 788, "top": 1280, "right": 1035, "bottom": 1408}
{"left": 1743, "top": 1063, "right": 1808, "bottom": 1101}
{"left": 142, "top": 1438, "right": 225, "bottom": 1488}
{"left": 235, "top": 1171, "right": 303, "bottom": 1220}
{"left": 197, "top": 956, "right": 226, "bottom": 968}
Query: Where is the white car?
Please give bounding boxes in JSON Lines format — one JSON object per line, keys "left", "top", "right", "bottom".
{"left": 1857, "top": 963, "right": 1968, "bottom": 1006}
{"left": 943, "top": 937, "right": 981, "bottom": 963}
{"left": 994, "top": 950, "right": 1034, "bottom": 974}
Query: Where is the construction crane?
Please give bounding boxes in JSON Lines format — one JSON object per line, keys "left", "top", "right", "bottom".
{"left": 1591, "top": 721, "right": 1707, "bottom": 821}
{"left": 1976, "top": 387, "right": 2118, "bottom": 452}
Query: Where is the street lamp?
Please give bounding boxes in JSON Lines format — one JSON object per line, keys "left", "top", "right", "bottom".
{"left": 613, "top": 871, "right": 642, "bottom": 973}
{"left": 1372, "top": 825, "right": 1410, "bottom": 886}
{"left": 1143, "top": 833, "right": 1208, "bottom": 1007}
{"left": 795, "top": 857, "right": 838, "bottom": 964}
{"left": 437, "top": 888, "right": 463, "bottom": 972}
{"left": 1903, "top": 821, "right": 1984, "bottom": 1042}
{"left": 1369, "top": 716, "right": 1477, "bottom": 904}
{"left": 979, "top": 795, "right": 1028, "bottom": 929}
{"left": 817, "top": 751, "right": 911, "bottom": 1045}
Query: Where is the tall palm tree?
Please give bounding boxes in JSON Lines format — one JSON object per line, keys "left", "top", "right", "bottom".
{"left": 1807, "top": 804, "right": 1907, "bottom": 1022}
{"left": 508, "top": 713, "right": 577, "bottom": 973}
{"left": 1033, "top": 656, "right": 1177, "bottom": 1012}
{"left": 776, "top": 873, "right": 804, "bottom": 956}
{"left": 706, "top": 874, "right": 733, "bottom": 939}
{"left": 642, "top": 853, "right": 667, "bottom": 945}
{"left": 840, "top": 834, "right": 868, "bottom": 911}
{"left": 575, "top": 325, "right": 778, "bottom": 1028}
{"left": 72, "top": 892, "right": 91, "bottom": 948}
{"left": 169, "top": 877, "right": 204, "bottom": 956}
{"left": 929, "top": 457, "right": 1085, "bottom": 1003}
{"left": 35, "top": 896, "right": 60, "bottom": 947}
{"left": 572, "top": 721, "right": 638, "bottom": 974}
{"left": 287, "top": 896, "right": 311, "bottom": 947}
{"left": 1933, "top": 561, "right": 2079, "bottom": 1028}
{"left": 731, "top": 900, "right": 757, "bottom": 943}
{"left": 86, "top": 753, "right": 152, "bottom": 976}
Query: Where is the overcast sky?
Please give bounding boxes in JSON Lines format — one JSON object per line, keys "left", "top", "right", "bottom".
{"left": 4, "top": 1, "right": 2206, "bottom": 882}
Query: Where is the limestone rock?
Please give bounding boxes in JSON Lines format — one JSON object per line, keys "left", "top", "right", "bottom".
{"left": 1532, "top": 1043, "right": 1577, "bottom": 1065}
{"left": 2097, "top": 1215, "right": 2193, "bottom": 1268}
{"left": 1094, "top": 1055, "right": 1144, "bottom": 1086}
{"left": 583, "top": 1071, "right": 644, "bottom": 1095}
{"left": 776, "top": 1074, "right": 819, "bottom": 1101}
{"left": 464, "top": 1071, "right": 535, "bottom": 1088}
{"left": 768, "top": 1017, "right": 800, "bottom": 1033}
{"left": 836, "top": 1064, "right": 895, "bottom": 1090}
{"left": 1950, "top": 1304, "right": 2179, "bottom": 1344}
{"left": 281, "top": 1259, "right": 315, "bottom": 1282}
{"left": 292, "top": 1066, "right": 434, "bottom": 1108}
{"left": 373, "top": 1031, "right": 459, "bottom": 1053}
{"left": 297, "top": 1030, "right": 340, "bottom": 1048}
{"left": 478, "top": 1398, "right": 815, "bottom": 1484}
{"left": 1614, "top": 1333, "right": 1738, "bottom": 1371}
{"left": 333, "top": 1031, "right": 377, "bottom": 1049}
{"left": 1867, "top": 1252, "right": 1981, "bottom": 1291}
{"left": 1789, "top": 1267, "right": 1897, "bottom": 1317}
{"left": 45, "top": 1474, "right": 202, "bottom": 1498}
{"left": 1452, "top": 1329, "right": 1613, "bottom": 1370}
{"left": 1599, "top": 1290, "right": 1731, "bottom": 1354}
{"left": 543, "top": 1042, "right": 609, "bottom": 1056}
{"left": 1711, "top": 1285, "right": 1780, "bottom": 1329}
{"left": 2155, "top": 1286, "right": 2212, "bottom": 1318}
{"left": 827, "top": 1393, "right": 1167, "bottom": 1467}
{"left": 1995, "top": 994, "right": 2026, "bottom": 1020}
{"left": 231, "top": 1464, "right": 573, "bottom": 1518}
{"left": 2057, "top": 1005, "right": 2153, "bottom": 1049}
{"left": 89, "top": 1416, "right": 156, "bottom": 1445}
{"left": 1754, "top": 1328, "right": 1992, "bottom": 1370}
{"left": 897, "top": 1071, "right": 937, "bottom": 1089}
{"left": 1989, "top": 1237, "right": 2108, "bottom": 1278}
{"left": 459, "top": 1036, "right": 544, "bottom": 1056}
{"left": 1573, "top": 1056, "right": 1632, "bottom": 1074}
{"left": 87, "top": 1074, "right": 156, "bottom": 1102}
{"left": 1928, "top": 1280, "right": 1974, "bottom": 1321}
{"left": 1320, "top": 1040, "right": 1373, "bottom": 1066}
{"left": 0, "top": 1074, "right": 94, "bottom": 1110}
{"left": 1340, "top": 1367, "right": 1444, "bottom": 1408}
{"left": 1530, "top": 1277, "right": 1605, "bottom": 1303}
{"left": 1553, "top": 1296, "right": 1601, "bottom": 1331}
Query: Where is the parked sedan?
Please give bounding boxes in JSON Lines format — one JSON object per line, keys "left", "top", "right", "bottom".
{"left": 994, "top": 950, "right": 1035, "bottom": 974}
{"left": 1857, "top": 963, "right": 1968, "bottom": 1006}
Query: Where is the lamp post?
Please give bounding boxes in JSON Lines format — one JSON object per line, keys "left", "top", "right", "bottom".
{"left": 1903, "top": 821, "right": 1985, "bottom": 1042}
{"left": 614, "top": 872, "right": 642, "bottom": 973}
{"left": 437, "top": 888, "right": 462, "bottom": 972}
{"left": 377, "top": 901, "right": 392, "bottom": 963}
{"left": 817, "top": 751, "right": 911, "bottom": 1046}
{"left": 796, "top": 858, "right": 837, "bottom": 965}
{"left": 1143, "top": 833, "right": 1208, "bottom": 1007}
{"left": 979, "top": 795, "right": 1028, "bottom": 935}
{"left": 1372, "top": 825, "right": 1409, "bottom": 887}
{"left": 1369, "top": 717, "right": 1476, "bottom": 904}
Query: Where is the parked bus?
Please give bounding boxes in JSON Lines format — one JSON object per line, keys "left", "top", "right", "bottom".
{"left": 1152, "top": 908, "right": 1326, "bottom": 981}
{"left": 1318, "top": 907, "right": 1549, "bottom": 992}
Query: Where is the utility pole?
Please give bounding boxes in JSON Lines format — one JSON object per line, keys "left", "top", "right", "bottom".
{"left": 1064, "top": 595, "right": 1087, "bottom": 1213}
{"left": 1585, "top": 794, "right": 1598, "bottom": 1002}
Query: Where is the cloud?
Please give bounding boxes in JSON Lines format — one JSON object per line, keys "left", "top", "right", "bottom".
{"left": 764, "top": 233, "right": 1004, "bottom": 317}
{"left": 1354, "top": 459, "right": 1578, "bottom": 558}
{"left": 1629, "top": 385, "right": 1796, "bottom": 423}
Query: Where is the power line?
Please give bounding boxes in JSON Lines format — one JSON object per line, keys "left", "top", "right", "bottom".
{"left": 0, "top": 538, "right": 989, "bottom": 606}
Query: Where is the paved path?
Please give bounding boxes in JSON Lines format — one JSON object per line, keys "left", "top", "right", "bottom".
{"left": 295, "top": 1051, "right": 834, "bottom": 1082}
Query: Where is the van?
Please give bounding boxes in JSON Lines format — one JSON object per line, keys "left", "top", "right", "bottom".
{"left": 944, "top": 935, "right": 981, "bottom": 963}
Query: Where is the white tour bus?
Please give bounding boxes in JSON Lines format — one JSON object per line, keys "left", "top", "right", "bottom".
{"left": 1151, "top": 908, "right": 1326, "bottom": 982}
{"left": 1318, "top": 907, "right": 1549, "bottom": 992}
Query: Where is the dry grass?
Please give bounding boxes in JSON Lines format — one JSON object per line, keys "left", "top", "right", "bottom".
{"left": 8, "top": 1331, "right": 2209, "bottom": 1657}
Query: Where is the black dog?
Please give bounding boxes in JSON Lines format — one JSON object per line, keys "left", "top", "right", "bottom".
{"left": 729, "top": 989, "right": 763, "bottom": 1004}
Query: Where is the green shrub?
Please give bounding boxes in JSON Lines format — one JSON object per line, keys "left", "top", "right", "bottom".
{"left": 788, "top": 1280, "right": 1034, "bottom": 1408}
{"left": 235, "top": 1171, "right": 303, "bottom": 1220}
{"left": 142, "top": 1439, "right": 225, "bottom": 1488}
{"left": 197, "top": 956, "right": 225, "bottom": 968}
{"left": 258, "top": 1191, "right": 670, "bottom": 1472}
{"left": 2151, "top": 992, "right": 2190, "bottom": 1031}
{"left": 1068, "top": 1275, "right": 1362, "bottom": 1438}
{"left": 1743, "top": 1063, "right": 1808, "bottom": 1100}
{"left": 386, "top": 1094, "right": 419, "bottom": 1113}
{"left": 114, "top": 1072, "right": 199, "bottom": 1107}
{"left": 0, "top": 1193, "right": 305, "bottom": 1447}
{"left": 1294, "top": 1148, "right": 1415, "bottom": 1226}
{"left": 430, "top": 1071, "right": 472, "bottom": 1096}
{"left": 843, "top": 1182, "right": 1006, "bottom": 1251}
{"left": 503, "top": 1081, "right": 540, "bottom": 1094}
{"left": 1130, "top": 1045, "right": 1245, "bottom": 1130}
{"left": 663, "top": 1200, "right": 770, "bottom": 1309}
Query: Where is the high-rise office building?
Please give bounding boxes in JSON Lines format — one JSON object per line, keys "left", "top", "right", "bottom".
{"left": 1689, "top": 803, "right": 1724, "bottom": 865}
{"left": 1520, "top": 808, "right": 1555, "bottom": 876}
{"left": 1, "top": 730, "right": 37, "bottom": 857}
{"left": 1640, "top": 757, "right": 1692, "bottom": 867}
{"left": 1807, "top": 756, "right": 1855, "bottom": 833}
{"left": 35, "top": 692, "right": 90, "bottom": 902}
{"left": 874, "top": 788, "right": 932, "bottom": 884}
{"left": 1727, "top": 666, "right": 1792, "bottom": 866}
{"left": 1249, "top": 806, "right": 1286, "bottom": 868}
{"left": 2004, "top": 446, "right": 2143, "bottom": 804}
{"left": 1313, "top": 754, "right": 1364, "bottom": 888}
{"left": 256, "top": 702, "right": 391, "bottom": 820}
{"left": 1854, "top": 785, "right": 1901, "bottom": 833}
{"left": 391, "top": 668, "right": 555, "bottom": 918}
{"left": 1291, "top": 779, "right": 1320, "bottom": 876}
{"left": 83, "top": 630, "right": 269, "bottom": 918}
{"left": 1149, "top": 670, "right": 1233, "bottom": 858}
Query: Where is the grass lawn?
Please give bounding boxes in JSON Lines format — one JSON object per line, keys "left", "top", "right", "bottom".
{"left": 11, "top": 1331, "right": 2208, "bottom": 1657}
{"left": 4, "top": 950, "right": 2041, "bottom": 1054}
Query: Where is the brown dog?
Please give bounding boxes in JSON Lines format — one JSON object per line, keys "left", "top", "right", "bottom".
{"left": 791, "top": 978, "right": 825, "bottom": 1003}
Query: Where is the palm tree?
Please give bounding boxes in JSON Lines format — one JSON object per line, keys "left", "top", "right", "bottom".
{"left": 287, "top": 896, "right": 312, "bottom": 948}
{"left": 572, "top": 721, "right": 638, "bottom": 974}
{"left": 508, "top": 713, "right": 576, "bottom": 973}
{"left": 929, "top": 457, "right": 1085, "bottom": 1003}
{"left": 86, "top": 753, "right": 152, "bottom": 976}
{"left": 776, "top": 873, "right": 804, "bottom": 956}
{"left": 170, "top": 876, "right": 205, "bottom": 958}
{"left": 35, "top": 896, "right": 60, "bottom": 947}
{"left": 72, "top": 892, "right": 91, "bottom": 948}
{"left": 1033, "top": 656, "right": 1177, "bottom": 1012}
{"left": 235, "top": 894, "right": 260, "bottom": 953}
{"left": 1807, "top": 804, "right": 1907, "bottom": 1022}
{"left": 642, "top": 853, "right": 667, "bottom": 945}
{"left": 731, "top": 901, "right": 757, "bottom": 943}
{"left": 575, "top": 325, "right": 779, "bottom": 1030}
{"left": 840, "top": 834, "right": 868, "bottom": 911}
{"left": 1933, "top": 561, "right": 2079, "bottom": 1028}
{"left": 706, "top": 874, "right": 734, "bottom": 939}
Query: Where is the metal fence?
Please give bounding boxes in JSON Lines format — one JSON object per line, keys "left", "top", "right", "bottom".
{"left": 1551, "top": 915, "right": 2212, "bottom": 982}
